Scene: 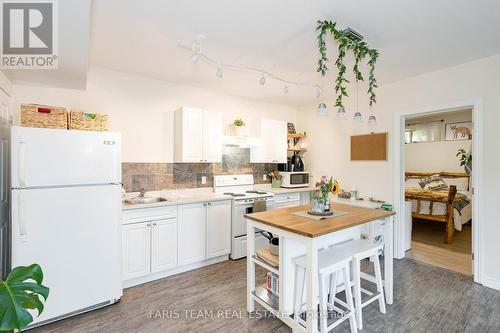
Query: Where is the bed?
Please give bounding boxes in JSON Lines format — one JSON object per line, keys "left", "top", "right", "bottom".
{"left": 404, "top": 171, "right": 472, "bottom": 244}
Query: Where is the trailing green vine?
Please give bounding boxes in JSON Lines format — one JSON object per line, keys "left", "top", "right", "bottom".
{"left": 316, "top": 20, "right": 379, "bottom": 107}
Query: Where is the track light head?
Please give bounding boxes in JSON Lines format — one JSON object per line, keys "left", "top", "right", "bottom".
{"left": 283, "top": 84, "right": 289, "bottom": 94}
{"left": 259, "top": 74, "right": 266, "bottom": 85}
{"left": 216, "top": 66, "right": 223, "bottom": 78}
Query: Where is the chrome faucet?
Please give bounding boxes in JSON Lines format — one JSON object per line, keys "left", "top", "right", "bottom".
{"left": 139, "top": 188, "right": 146, "bottom": 197}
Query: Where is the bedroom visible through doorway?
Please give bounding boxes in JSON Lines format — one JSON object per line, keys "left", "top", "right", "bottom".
{"left": 403, "top": 108, "right": 473, "bottom": 276}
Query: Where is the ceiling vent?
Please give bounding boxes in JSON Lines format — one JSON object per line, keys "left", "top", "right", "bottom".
{"left": 343, "top": 28, "right": 364, "bottom": 42}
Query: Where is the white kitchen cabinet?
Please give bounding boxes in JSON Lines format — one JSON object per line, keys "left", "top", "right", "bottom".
{"left": 206, "top": 200, "right": 231, "bottom": 259}
{"left": 174, "top": 107, "right": 222, "bottom": 163}
{"left": 250, "top": 118, "right": 287, "bottom": 163}
{"left": 151, "top": 218, "right": 178, "bottom": 273}
{"left": 122, "top": 222, "right": 151, "bottom": 281}
{"left": 300, "top": 191, "right": 312, "bottom": 205}
{"left": 202, "top": 110, "right": 223, "bottom": 162}
{"left": 178, "top": 203, "right": 207, "bottom": 265}
{"left": 273, "top": 192, "right": 301, "bottom": 208}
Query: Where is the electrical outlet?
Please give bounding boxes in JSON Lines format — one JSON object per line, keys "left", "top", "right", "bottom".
{"left": 201, "top": 176, "right": 207, "bottom": 184}
{"left": 263, "top": 174, "right": 267, "bottom": 181}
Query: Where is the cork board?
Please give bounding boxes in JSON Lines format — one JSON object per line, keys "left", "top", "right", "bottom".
{"left": 351, "top": 132, "right": 388, "bottom": 161}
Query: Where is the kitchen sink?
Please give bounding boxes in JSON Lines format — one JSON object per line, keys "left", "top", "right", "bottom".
{"left": 123, "top": 197, "right": 167, "bottom": 205}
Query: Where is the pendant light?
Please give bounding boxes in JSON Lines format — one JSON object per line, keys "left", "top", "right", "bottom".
{"left": 353, "top": 80, "right": 363, "bottom": 123}
{"left": 368, "top": 110, "right": 377, "bottom": 125}
{"left": 336, "top": 106, "right": 346, "bottom": 120}
{"left": 317, "top": 80, "right": 328, "bottom": 116}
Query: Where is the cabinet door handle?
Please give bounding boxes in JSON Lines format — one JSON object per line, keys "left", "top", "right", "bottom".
{"left": 207, "top": 202, "right": 211, "bottom": 206}
{"left": 203, "top": 203, "right": 207, "bottom": 206}
{"left": 153, "top": 222, "right": 157, "bottom": 226}
{"left": 147, "top": 223, "right": 151, "bottom": 226}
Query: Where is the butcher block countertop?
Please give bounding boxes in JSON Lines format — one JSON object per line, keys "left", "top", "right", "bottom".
{"left": 245, "top": 203, "right": 395, "bottom": 238}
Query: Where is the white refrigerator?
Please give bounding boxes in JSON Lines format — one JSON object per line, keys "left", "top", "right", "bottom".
{"left": 10, "top": 126, "right": 123, "bottom": 327}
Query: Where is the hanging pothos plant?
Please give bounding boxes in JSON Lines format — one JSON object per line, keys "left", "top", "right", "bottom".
{"left": 316, "top": 20, "right": 379, "bottom": 108}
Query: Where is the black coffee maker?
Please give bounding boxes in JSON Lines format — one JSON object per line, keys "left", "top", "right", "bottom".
{"left": 290, "top": 152, "right": 304, "bottom": 171}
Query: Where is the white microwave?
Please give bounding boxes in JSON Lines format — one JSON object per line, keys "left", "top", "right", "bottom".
{"left": 281, "top": 172, "right": 310, "bottom": 188}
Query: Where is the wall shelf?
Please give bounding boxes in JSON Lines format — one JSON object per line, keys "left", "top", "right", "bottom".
{"left": 287, "top": 133, "right": 306, "bottom": 139}
{"left": 288, "top": 132, "right": 307, "bottom": 154}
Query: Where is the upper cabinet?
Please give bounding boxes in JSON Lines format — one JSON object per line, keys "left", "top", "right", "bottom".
{"left": 174, "top": 107, "right": 222, "bottom": 163}
{"left": 250, "top": 118, "right": 287, "bottom": 163}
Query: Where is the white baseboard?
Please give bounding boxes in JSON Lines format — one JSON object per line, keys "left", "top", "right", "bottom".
{"left": 480, "top": 276, "right": 500, "bottom": 291}
{"left": 123, "top": 255, "right": 228, "bottom": 289}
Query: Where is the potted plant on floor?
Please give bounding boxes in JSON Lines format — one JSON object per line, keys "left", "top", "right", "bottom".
{"left": 0, "top": 264, "right": 49, "bottom": 332}
{"left": 456, "top": 148, "right": 472, "bottom": 174}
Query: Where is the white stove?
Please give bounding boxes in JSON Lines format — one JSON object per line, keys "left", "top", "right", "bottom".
{"left": 213, "top": 175, "right": 274, "bottom": 259}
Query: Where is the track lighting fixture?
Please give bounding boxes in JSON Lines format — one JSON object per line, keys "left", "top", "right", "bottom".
{"left": 181, "top": 35, "right": 320, "bottom": 97}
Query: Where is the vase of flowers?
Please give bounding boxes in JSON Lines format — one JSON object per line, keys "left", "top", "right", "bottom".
{"left": 312, "top": 176, "right": 334, "bottom": 213}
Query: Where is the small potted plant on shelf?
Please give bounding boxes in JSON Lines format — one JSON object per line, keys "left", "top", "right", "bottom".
{"left": 0, "top": 263, "right": 49, "bottom": 332}
{"left": 456, "top": 148, "right": 472, "bottom": 174}
{"left": 232, "top": 118, "right": 245, "bottom": 136}
{"left": 268, "top": 170, "right": 282, "bottom": 188}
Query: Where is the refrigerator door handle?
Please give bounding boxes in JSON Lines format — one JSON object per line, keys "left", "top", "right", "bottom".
{"left": 18, "top": 190, "right": 28, "bottom": 238}
{"left": 18, "top": 141, "right": 27, "bottom": 188}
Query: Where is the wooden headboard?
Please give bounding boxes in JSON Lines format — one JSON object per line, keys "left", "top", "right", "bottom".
{"left": 405, "top": 171, "right": 470, "bottom": 179}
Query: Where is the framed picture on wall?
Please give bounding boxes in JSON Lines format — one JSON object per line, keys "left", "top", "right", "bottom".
{"left": 445, "top": 121, "right": 473, "bottom": 141}
{"left": 287, "top": 122, "right": 296, "bottom": 134}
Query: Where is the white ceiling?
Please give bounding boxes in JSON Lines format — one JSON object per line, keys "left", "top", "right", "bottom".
{"left": 6, "top": 0, "right": 500, "bottom": 107}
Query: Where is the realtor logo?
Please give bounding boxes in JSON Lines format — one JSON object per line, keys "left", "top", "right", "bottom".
{"left": 1, "top": 0, "right": 58, "bottom": 69}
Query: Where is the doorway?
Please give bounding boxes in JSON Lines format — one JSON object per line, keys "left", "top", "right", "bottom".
{"left": 404, "top": 109, "right": 473, "bottom": 275}
{"left": 393, "top": 99, "right": 483, "bottom": 283}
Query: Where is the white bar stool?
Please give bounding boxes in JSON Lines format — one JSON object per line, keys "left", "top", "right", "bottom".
{"left": 334, "top": 239, "right": 386, "bottom": 330}
{"left": 293, "top": 247, "right": 358, "bottom": 333}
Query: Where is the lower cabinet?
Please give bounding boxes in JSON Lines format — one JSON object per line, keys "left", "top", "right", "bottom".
{"left": 206, "top": 200, "right": 231, "bottom": 259}
{"left": 178, "top": 200, "right": 231, "bottom": 264}
{"left": 122, "top": 222, "right": 151, "bottom": 281}
{"left": 122, "top": 217, "right": 177, "bottom": 281}
{"left": 178, "top": 203, "right": 207, "bottom": 266}
{"left": 123, "top": 200, "right": 231, "bottom": 286}
{"left": 151, "top": 219, "right": 178, "bottom": 273}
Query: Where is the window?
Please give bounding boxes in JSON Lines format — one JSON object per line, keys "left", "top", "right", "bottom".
{"left": 405, "top": 121, "right": 442, "bottom": 143}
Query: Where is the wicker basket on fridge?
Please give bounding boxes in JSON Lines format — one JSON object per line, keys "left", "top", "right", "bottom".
{"left": 21, "top": 104, "right": 68, "bottom": 129}
{"left": 69, "top": 110, "right": 108, "bottom": 131}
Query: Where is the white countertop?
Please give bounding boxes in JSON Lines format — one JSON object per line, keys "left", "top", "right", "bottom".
{"left": 331, "top": 196, "right": 384, "bottom": 209}
{"left": 253, "top": 184, "right": 317, "bottom": 194}
{"left": 122, "top": 188, "right": 232, "bottom": 210}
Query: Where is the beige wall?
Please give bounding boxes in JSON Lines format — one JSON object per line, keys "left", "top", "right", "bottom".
{"left": 300, "top": 54, "right": 500, "bottom": 287}
{"left": 0, "top": 71, "right": 12, "bottom": 96}
{"left": 11, "top": 67, "right": 299, "bottom": 162}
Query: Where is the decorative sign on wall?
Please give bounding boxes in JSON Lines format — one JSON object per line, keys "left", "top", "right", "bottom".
{"left": 445, "top": 121, "right": 472, "bottom": 141}
{"left": 350, "top": 132, "right": 388, "bottom": 161}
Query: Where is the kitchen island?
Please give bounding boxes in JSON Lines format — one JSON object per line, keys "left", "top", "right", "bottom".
{"left": 245, "top": 203, "right": 395, "bottom": 333}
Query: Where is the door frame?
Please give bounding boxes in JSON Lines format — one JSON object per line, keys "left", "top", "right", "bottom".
{"left": 393, "top": 98, "right": 484, "bottom": 284}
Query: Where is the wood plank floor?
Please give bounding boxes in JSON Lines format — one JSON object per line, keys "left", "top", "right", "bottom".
{"left": 30, "top": 257, "right": 500, "bottom": 333}
{"left": 407, "top": 220, "right": 472, "bottom": 275}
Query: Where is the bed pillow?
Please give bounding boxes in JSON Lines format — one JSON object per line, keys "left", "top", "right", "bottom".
{"left": 418, "top": 174, "right": 449, "bottom": 191}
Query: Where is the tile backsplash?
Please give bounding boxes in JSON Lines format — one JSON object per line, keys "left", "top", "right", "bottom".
{"left": 122, "top": 147, "right": 277, "bottom": 192}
